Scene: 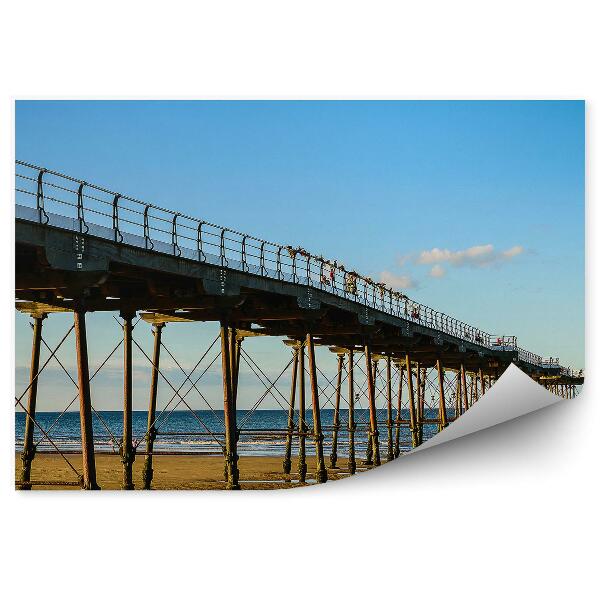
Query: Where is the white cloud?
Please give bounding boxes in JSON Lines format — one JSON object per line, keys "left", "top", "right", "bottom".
{"left": 379, "top": 270, "right": 417, "bottom": 289}
{"left": 502, "top": 245, "right": 524, "bottom": 258}
{"left": 416, "top": 244, "right": 524, "bottom": 268}
{"left": 429, "top": 264, "right": 445, "bottom": 278}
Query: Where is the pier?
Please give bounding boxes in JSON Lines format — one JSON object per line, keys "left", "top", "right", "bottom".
{"left": 14, "top": 161, "right": 584, "bottom": 489}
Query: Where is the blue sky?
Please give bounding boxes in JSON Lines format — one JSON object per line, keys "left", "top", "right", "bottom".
{"left": 15, "top": 100, "right": 584, "bottom": 411}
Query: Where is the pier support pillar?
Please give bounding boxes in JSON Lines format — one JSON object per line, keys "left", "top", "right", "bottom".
{"left": 385, "top": 355, "right": 394, "bottom": 462}
{"left": 364, "top": 344, "right": 380, "bottom": 466}
{"left": 347, "top": 349, "right": 356, "bottom": 475}
{"left": 142, "top": 322, "right": 164, "bottom": 490}
{"left": 283, "top": 346, "right": 299, "bottom": 475}
{"left": 229, "top": 328, "right": 241, "bottom": 482}
{"left": 297, "top": 341, "right": 307, "bottom": 483}
{"left": 121, "top": 312, "right": 136, "bottom": 490}
{"left": 19, "top": 313, "right": 46, "bottom": 490}
{"left": 394, "top": 365, "right": 404, "bottom": 458}
{"left": 436, "top": 357, "right": 448, "bottom": 431}
{"left": 406, "top": 353, "right": 419, "bottom": 448}
{"left": 416, "top": 364, "right": 424, "bottom": 446}
{"left": 307, "top": 333, "right": 327, "bottom": 483}
{"left": 455, "top": 373, "right": 461, "bottom": 418}
{"left": 329, "top": 353, "right": 344, "bottom": 469}
{"left": 479, "top": 366, "right": 486, "bottom": 397}
{"left": 74, "top": 309, "right": 99, "bottom": 490}
{"left": 460, "top": 363, "right": 469, "bottom": 414}
{"left": 220, "top": 321, "right": 240, "bottom": 490}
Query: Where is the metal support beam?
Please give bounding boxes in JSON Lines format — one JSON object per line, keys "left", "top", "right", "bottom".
{"left": 416, "top": 364, "right": 424, "bottom": 446}
{"left": 307, "top": 333, "right": 327, "bottom": 483}
{"left": 394, "top": 365, "right": 404, "bottom": 458}
{"left": 283, "top": 346, "right": 299, "bottom": 475}
{"left": 406, "top": 353, "right": 419, "bottom": 448}
{"left": 297, "top": 341, "right": 307, "bottom": 483}
{"left": 74, "top": 309, "right": 99, "bottom": 490}
{"left": 228, "top": 327, "right": 241, "bottom": 483}
{"left": 329, "top": 353, "right": 344, "bottom": 469}
{"left": 364, "top": 344, "right": 380, "bottom": 466}
{"left": 121, "top": 312, "right": 135, "bottom": 490}
{"left": 436, "top": 357, "right": 448, "bottom": 431}
{"left": 454, "top": 373, "right": 461, "bottom": 418}
{"left": 385, "top": 355, "right": 394, "bottom": 462}
{"left": 142, "top": 323, "right": 164, "bottom": 490}
{"left": 347, "top": 348, "right": 356, "bottom": 475}
{"left": 18, "top": 314, "right": 45, "bottom": 490}
{"left": 479, "top": 366, "right": 486, "bottom": 397}
{"left": 460, "top": 363, "right": 469, "bottom": 414}
{"left": 220, "top": 321, "right": 240, "bottom": 490}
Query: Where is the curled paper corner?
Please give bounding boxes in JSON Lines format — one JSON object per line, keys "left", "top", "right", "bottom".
{"left": 410, "top": 364, "right": 576, "bottom": 454}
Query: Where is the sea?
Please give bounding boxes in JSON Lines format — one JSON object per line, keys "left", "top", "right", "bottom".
{"left": 15, "top": 408, "right": 449, "bottom": 457}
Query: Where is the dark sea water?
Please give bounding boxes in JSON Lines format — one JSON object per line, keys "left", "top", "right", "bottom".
{"left": 15, "top": 408, "right": 450, "bottom": 458}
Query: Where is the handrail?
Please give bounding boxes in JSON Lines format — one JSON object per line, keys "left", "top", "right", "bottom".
{"left": 14, "top": 159, "right": 571, "bottom": 372}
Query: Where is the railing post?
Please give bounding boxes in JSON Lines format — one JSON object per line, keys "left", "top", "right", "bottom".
{"left": 121, "top": 311, "right": 136, "bottom": 490}
{"left": 394, "top": 365, "right": 404, "bottom": 458}
{"left": 385, "top": 355, "right": 394, "bottom": 462}
{"left": 74, "top": 309, "right": 99, "bottom": 490}
{"left": 406, "top": 353, "right": 419, "bottom": 448}
{"left": 143, "top": 206, "right": 153, "bottom": 250}
{"left": 329, "top": 353, "right": 344, "bottom": 469}
{"left": 436, "top": 357, "right": 448, "bottom": 431}
{"left": 347, "top": 349, "right": 356, "bottom": 475}
{"left": 283, "top": 346, "right": 299, "bottom": 476}
{"left": 18, "top": 313, "right": 46, "bottom": 490}
{"left": 171, "top": 214, "right": 181, "bottom": 256}
{"left": 36, "top": 168, "right": 48, "bottom": 224}
{"left": 142, "top": 322, "right": 164, "bottom": 490}
{"left": 220, "top": 321, "right": 240, "bottom": 490}
{"left": 306, "top": 333, "right": 327, "bottom": 483}
{"left": 364, "top": 344, "right": 380, "bottom": 466}
{"left": 297, "top": 341, "right": 307, "bottom": 483}
{"left": 77, "top": 182, "right": 88, "bottom": 234}
{"left": 112, "top": 194, "right": 123, "bottom": 242}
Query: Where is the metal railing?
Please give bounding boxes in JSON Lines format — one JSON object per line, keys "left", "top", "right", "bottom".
{"left": 15, "top": 160, "right": 562, "bottom": 369}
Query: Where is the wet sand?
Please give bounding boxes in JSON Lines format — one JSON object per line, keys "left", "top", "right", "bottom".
{"left": 15, "top": 453, "right": 377, "bottom": 490}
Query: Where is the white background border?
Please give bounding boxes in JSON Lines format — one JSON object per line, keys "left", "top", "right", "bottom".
{"left": 0, "top": 2, "right": 596, "bottom": 599}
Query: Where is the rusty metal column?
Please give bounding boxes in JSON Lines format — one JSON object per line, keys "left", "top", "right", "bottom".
{"left": 121, "top": 312, "right": 136, "bottom": 490}
{"left": 74, "top": 309, "right": 99, "bottom": 490}
{"left": 19, "top": 313, "right": 46, "bottom": 490}
{"left": 307, "top": 333, "right": 327, "bottom": 483}
{"left": 142, "top": 322, "right": 164, "bottom": 490}
{"left": 220, "top": 322, "right": 240, "bottom": 490}
{"left": 436, "top": 357, "right": 448, "bottom": 432}
{"left": 297, "top": 341, "right": 307, "bottom": 483}
{"left": 385, "top": 355, "right": 394, "bottom": 462}
{"left": 460, "top": 363, "right": 469, "bottom": 414}
{"left": 347, "top": 348, "right": 356, "bottom": 475}
{"left": 228, "top": 327, "right": 241, "bottom": 485}
{"left": 329, "top": 353, "right": 344, "bottom": 469}
{"left": 394, "top": 365, "right": 404, "bottom": 458}
{"left": 406, "top": 353, "right": 418, "bottom": 448}
{"left": 283, "top": 346, "right": 299, "bottom": 475}
{"left": 415, "top": 364, "right": 423, "bottom": 446}
{"left": 364, "top": 344, "right": 380, "bottom": 466}
{"left": 454, "top": 372, "right": 461, "bottom": 418}
{"left": 479, "top": 366, "right": 486, "bottom": 397}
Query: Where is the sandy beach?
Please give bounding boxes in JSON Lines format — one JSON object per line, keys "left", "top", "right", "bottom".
{"left": 15, "top": 453, "right": 377, "bottom": 490}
